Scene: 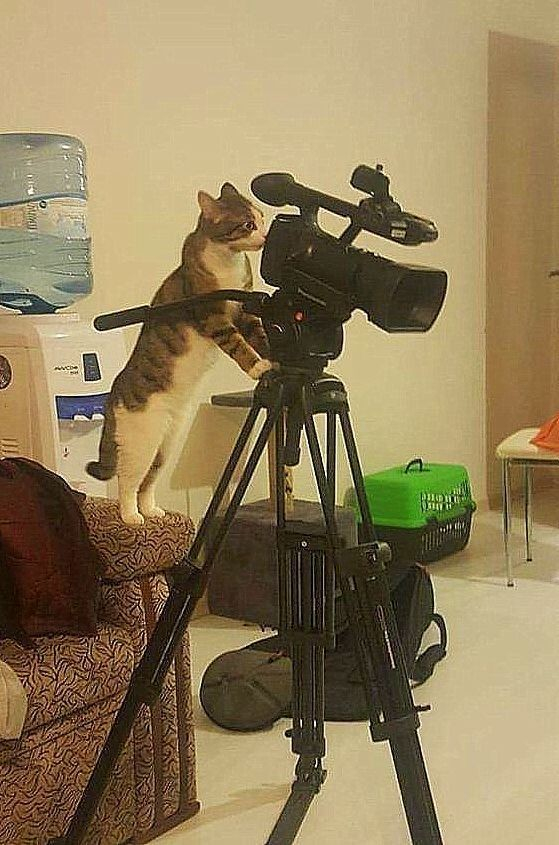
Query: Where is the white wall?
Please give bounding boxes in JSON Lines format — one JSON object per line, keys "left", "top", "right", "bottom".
{"left": 2, "top": 1, "right": 558, "bottom": 518}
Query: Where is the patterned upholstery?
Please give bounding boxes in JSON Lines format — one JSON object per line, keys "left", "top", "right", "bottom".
{"left": 0, "top": 624, "right": 133, "bottom": 738}
{"left": 1, "top": 695, "right": 136, "bottom": 845}
{"left": 0, "top": 499, "right": 200, "bottom": 845}
{"left": 82, "top": 498, "right": 196, "bottom": 581}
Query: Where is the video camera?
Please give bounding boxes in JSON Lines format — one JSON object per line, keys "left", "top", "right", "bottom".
{"left": 251, "top": 164, "right": 447, "bottom": 335}
{"left": 94, "top": 164, "right": 447, "bottom": 370}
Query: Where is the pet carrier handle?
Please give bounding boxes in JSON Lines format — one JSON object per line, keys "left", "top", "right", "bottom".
{"left": 404, "top": 458, "right": 424, "bottom": 473}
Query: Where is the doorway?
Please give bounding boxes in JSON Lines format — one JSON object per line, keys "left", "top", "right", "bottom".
{"left": 486, "top": 31, "right": 559, "bottom": 507}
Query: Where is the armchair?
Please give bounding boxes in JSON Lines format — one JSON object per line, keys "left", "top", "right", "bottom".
{"left": 0, "top": 497, "right": 200, "bottom": 845}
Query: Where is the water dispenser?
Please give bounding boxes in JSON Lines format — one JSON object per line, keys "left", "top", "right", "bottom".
{"left": 0, "top": 133, "right": 126, "bottom": 494}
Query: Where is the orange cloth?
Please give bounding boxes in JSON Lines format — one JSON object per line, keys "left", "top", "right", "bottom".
{"left": 530, "top": 413, "right": 559, "bottom": 451}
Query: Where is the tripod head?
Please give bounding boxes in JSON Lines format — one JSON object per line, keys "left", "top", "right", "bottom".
{"left": 94, "top": 286, "right": 343, "bottom": 371}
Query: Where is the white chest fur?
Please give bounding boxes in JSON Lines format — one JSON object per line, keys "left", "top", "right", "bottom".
{"left": 201, "top": 244, "right": 247, "bottom": 289}
{"left": 169, "top": 328, "right": 217, "bottom": 406}
{"left": 163, "top": 246, "right": 248, "bottom": 415}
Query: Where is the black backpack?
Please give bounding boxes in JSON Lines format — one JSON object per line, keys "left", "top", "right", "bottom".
{"left": 200, "top": 563, "right": 447, "bottom": 730}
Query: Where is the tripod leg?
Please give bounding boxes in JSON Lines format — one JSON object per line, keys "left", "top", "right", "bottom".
{"left": 266, "top": 412, "right": 333, "bottom": 845}
{"left": 337, "top": 408, "right": 376, "bottom": 543}
{"left": 48, "top": 391, "right": 285, "bottom": 845}
{"left": 326, "top": 409, "right": 336, "bottom": 514}
{"left": 189, "top": 402, "right": 264, "bottom": 559}
{"left": 303, "top": 398, "right": 443, "bottom": 845}
{"left": 267, "top": 537, "right": 332, "bottom": 845}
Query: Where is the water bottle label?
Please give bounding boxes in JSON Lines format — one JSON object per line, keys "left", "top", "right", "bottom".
{"left": 0, "top": 198, "right": 88, "bottom": 239}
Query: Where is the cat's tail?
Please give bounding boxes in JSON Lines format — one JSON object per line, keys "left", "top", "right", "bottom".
{"left": 86, "top": 407, "right": 117, "bottom": 480}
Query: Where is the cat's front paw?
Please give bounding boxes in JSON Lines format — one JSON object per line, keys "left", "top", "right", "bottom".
{"left": 248, "top": 359, "right": 274, "bottom": 380}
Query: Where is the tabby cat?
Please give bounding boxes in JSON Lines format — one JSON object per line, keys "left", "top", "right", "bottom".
{"left": 87, "top": 183, "right": 271, "bottom": 525}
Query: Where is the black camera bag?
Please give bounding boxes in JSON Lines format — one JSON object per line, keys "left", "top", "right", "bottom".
{"left": 200, "top": 563, "right": 447, "bottom": 730}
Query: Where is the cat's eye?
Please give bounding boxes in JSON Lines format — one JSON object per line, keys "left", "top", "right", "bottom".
{"left": 243, "top": 221, "right": 257, "bottom": 232}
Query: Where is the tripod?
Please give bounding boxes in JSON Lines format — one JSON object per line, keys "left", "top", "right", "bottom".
{"left": 50, "top": 354, "right": 443, "bottom": 845}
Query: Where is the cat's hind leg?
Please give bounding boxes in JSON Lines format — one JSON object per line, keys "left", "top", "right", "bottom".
{"left": 114, "top": 401, "right": 169, "bottom": 525}
{"left": 137, "top": 412, "right": 187, "bottom": 519}
{"left": 137, "top": 449, "right": 166, "bottom": 519}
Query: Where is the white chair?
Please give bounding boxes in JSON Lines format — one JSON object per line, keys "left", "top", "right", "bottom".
{"left": 495, "top": 428, "right": 559, "bottom": 586}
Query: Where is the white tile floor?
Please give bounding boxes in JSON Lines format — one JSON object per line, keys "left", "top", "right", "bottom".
{"left": 155, "top": 501, "right": 559, "bottom": 845}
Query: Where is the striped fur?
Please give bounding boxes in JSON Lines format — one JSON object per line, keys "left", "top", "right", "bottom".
{"left": 87, "top": 183, "right": 271, "bottom": 524}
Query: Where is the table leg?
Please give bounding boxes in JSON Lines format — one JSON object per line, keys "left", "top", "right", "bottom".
{"left": 502, "top": 458, "right": 514, "bottom": 586}
{"left": 524, "top": 464, "right": 533, "bottom": 563}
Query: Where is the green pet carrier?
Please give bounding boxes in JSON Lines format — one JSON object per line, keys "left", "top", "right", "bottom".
{"left": 345, "top": 458, "right": 476, "bottom": 563}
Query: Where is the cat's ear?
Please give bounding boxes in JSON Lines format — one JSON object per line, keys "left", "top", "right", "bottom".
{"left": 197, "top": 190, "right": 223, "bottom": 221}
{"left": 219, "top": 182, "right": 240, "bottom": 200}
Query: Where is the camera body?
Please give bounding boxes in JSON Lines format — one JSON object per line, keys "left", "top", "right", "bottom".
{"left": 259, "top": 212, "right": 447, "bottom": 342}
{"left": 253, "top": 167, "right": 448, "bottom": 346}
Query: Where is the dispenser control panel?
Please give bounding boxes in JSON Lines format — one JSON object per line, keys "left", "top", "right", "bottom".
{"left": 82, "top": 352, "right": 101, "bottom": 382}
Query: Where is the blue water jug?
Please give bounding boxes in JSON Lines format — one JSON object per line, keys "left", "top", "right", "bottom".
{"left": 0, "top": 133, "right": 92, "bottom": 313}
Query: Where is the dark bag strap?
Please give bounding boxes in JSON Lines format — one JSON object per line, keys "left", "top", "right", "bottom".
{"left": 345, "top": 565, "right": 448, "bottom": 686}
{"left": 411, "top": 612, "right": 448, "bottom": 687}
